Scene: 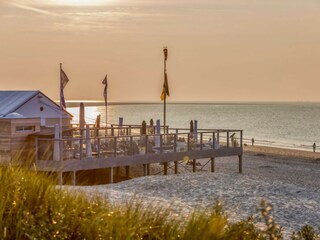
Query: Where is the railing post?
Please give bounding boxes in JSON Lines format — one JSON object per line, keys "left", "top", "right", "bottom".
{"left": 211, "top": 157, "right": 215, "bottom": 172}
{"left": 130, "top": 136, "right": 133, "bottom": 155}
{"left": 187, "top": 133, "right": 190, "bottom": 151}
{"left": 200, "top": 133, "right": 203, "bottom": 150}
{"left": 35, "top": 137, "right": 38, "bottom": 163}
{"left": 111, "top": 124, "right": 114, "bottom": 136}
{"left": 97, "top": 138, "right": 100, "bottom": 158}
{"left": 80, "top": 135, "right": 83, "bottom": 160}
{"left": 145, "top": 135, "right": 148, "bottom": 154}
{"left": 227, "top": 131, "right": 230, "bottom": 148}
{"left": 160, "top": 134, "right": 163, "bottom": 154}
{"left": 213, "top": 132, "right": 215, "bottom": 149}
{"left": 174, "top": 134, "right": 177, "bottom": 152}
{"left": 240, "top": 130, "right": 243, "bottom": 147}
{"left": 217, "top": 131, "right": 220, "bottom": 146}
{"left": 113, "top": 137, "right": 117, "bottom": 157}
{"left": 60, "top": 138, "right": 63, "bottom": 161}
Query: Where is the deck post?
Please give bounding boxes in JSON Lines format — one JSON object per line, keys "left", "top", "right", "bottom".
{"left": 147, "top": 164, "right": 150, "bottom": 175}
{"left": 129, "top": 136, "right": 133, "bottom": 155}
{"left": 111, "top": 124, "right": 114, "bottom": 136}
{"left": 227, "top": 131, "right": 230, "bottom": 148}
{"left": 72, "top": 171, "right": 76, "bottom": 186}
{"left": 164, "top": 162, "right": 168, "bottom": 175}
{"left": 113, "top": 137, "right": 117, "bottom": 157}
{"left": 239, "top": 155, "right": 243, "bottom": 174}
{"left": 107, "top": 168, "right": 113, "bottom": 184}
{"left": 200, "top": 133, "right": 203, "bottom": 150}
{"left": 213, "top": 132, "right": 215, "bottom": 149}
{"left": 116, "top": 167, "right": 120, "bottom": 176}
{"left": 211, "top": 157, "right": 215, "bottom": 172}
{"left": 79, "top": 135, "right": 83, "bottom": 160}
{"left": 143, "top": 164, "right": 147, "bottom": 176}
{"left": 35, "top": 137, "right": 38, "bottom": 163}
{"left": 174, "top": 134, "right": 177, "bottom": 152}
{"left": 174, "top": 161, "right": 178, "bottom": 174}
{"left": 145, "top": 135, "right": 148, "bottom": 154}
{"left": 58, "top": 172, "right": 63, "bottom": 185}
{"left": 193, "top": 159, "right": 196, "bottom": 172}
{"left": 126, "top": 166, "right": 130, "bottom": 179}
{"left": 160, "top": 134, "right": 163, "bottom": 153}
{"left": 217, "top": 131, "right": 220, "bottom": 146}
{"left": 240, "top": 130, "right": 243, "bottom": 147}
{"left": 97, "top": 138, "right": 101, "bottom": 158}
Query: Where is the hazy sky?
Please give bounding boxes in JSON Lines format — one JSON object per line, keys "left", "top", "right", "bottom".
{"left": 1, "top": 0, "right": 320, "bottom": 102}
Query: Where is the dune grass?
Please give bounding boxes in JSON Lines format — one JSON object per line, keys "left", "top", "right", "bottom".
{"left": 0, "top": 166, "right": 319, "bottom": 240}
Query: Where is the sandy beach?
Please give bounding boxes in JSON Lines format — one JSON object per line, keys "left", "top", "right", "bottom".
{"left": 69, "top": 145, "right": 320, "bottom": 238}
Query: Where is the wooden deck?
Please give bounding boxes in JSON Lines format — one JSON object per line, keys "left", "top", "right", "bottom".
{"left": 34, "top": 126, "right": 243, "bottom": 185}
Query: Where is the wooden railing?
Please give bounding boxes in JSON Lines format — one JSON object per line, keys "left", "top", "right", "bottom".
{"left": 35, "top": 129, "right": 243, "bottom": 162}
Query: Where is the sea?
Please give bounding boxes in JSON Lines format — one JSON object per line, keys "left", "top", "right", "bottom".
{"left": 67, "top": 102, "right": 320, "bottom": 152}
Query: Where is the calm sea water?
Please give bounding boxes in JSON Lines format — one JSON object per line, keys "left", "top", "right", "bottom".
{"left": 68, "top": 103, "right": 320, "bottom": 151}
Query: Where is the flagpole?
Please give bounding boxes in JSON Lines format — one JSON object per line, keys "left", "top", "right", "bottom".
{"left": 163, "top": 54, "right": 167, "bottom": 134}
{"left": 105, "top": 93, "right": 108, "bottom": 132}
{"left": 59, "top": 63, "right": 63, "bottom": 160}
{"left": 59, "top": 63, "right": 63, "bottom": 132}
{"left": 102, "top": 75, "right": 108, "bottom": 135}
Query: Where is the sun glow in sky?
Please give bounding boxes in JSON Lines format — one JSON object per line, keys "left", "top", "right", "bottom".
{"left": 1, "top": 0, "right": 320, "bottom": 102}
{"left": 52, "top": 0, "right": 111, "bottom": 6}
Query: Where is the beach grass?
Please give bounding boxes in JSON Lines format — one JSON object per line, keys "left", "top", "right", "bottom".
{"left": 0, "top": 166, "right": 319, "bottom": 240}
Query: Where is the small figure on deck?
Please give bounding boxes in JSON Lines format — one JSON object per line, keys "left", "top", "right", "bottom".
{"left": 141, "top": 120, "right": 147, "bottom": 135}
{"left": 149, "top": 118, "right": 154, "bottom": 134}
{"left": 251, "top": 138, "right": 255, "bottom": 146}
{"left": 208, "top": 138, "right": 212, "bottom": 145}
{"left": 313, "top": 142, "right": 316, "bottom": 152}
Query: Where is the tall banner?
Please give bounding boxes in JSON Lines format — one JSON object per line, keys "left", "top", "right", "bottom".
{"left": 60, "top": 67, "right": 69, "bottom": 110}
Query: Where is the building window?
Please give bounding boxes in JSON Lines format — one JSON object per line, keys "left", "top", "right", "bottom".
{"left": 16, "top": 126, "right": 35, "bottom": 132}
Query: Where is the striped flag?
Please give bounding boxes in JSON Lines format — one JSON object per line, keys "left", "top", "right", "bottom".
{"left": 60, "top": 68, "right": 69, "bottom": 110}
{"left": 161, "top": 47, "right": 169, "bottom": 101}
{"left": 102, "top": 74, "right": 108, "bottom": 105}
{"left": 161, "top": 72, "right": 169, "bottom": 101}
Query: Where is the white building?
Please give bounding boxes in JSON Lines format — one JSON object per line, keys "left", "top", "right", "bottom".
{"left": 0, "top": 90, "right": 73, "bottom": 163}
{"left": 0, "top": 90, "right": 72, "bottom": 127}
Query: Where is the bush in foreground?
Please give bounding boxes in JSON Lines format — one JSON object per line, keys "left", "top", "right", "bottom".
{"left": 0, "top": 166, "right": 319, "bottom": 239}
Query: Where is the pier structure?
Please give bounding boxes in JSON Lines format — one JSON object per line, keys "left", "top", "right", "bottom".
{"left": 34, "top": 124, "right": 243, "bottom": 185}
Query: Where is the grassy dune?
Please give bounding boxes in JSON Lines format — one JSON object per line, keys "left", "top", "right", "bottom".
{"left": 0, "top": 166, "right": 318, "bottom": 239}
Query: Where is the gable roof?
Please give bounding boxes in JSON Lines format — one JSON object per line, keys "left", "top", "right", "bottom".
{"left": 0, "top": 90, "right": 72, "bottom": 117}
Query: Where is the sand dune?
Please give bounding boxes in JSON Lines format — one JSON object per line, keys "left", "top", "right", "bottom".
{"left": 68, "top": 146, "right": 320, "bottom": 239}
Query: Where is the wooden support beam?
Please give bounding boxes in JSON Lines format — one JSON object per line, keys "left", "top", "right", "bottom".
{"left": 211, "top": 157, "right": 215, "bottom": 172}
{"left": 174, "top": 161, "right": 178, "bottom": 174}
{"left": 193, "top": 159, "right": 196, "bottom": 172}
{"left": 126, "top": 166, "right": 130, "bottom": 179}
{"left": 107, "top": 168, "right": 114, "bottom": 184}
{"left": 239, "top": 155, "right": 243, "bottom": 174}
{"left": 72, "top": 171, "right": 76, "bottom": 186}
{"left": 164, "top": 162, "right": 168, "bottom": 175}
{"left": 58, "top": 172, "right": 63, "bottom": 185}
{"left": 116, "top": 167, "right": 120, "bottom": 176}
{"left": 143, "top": 164, "right": 147, "bottom": 176}
{"left": 146, "top": 164, "right": 150, "bottom": 175}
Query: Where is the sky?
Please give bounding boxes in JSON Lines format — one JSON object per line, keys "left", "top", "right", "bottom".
{"left": 0, "top": 0, "right": 320, "bottom": 102}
